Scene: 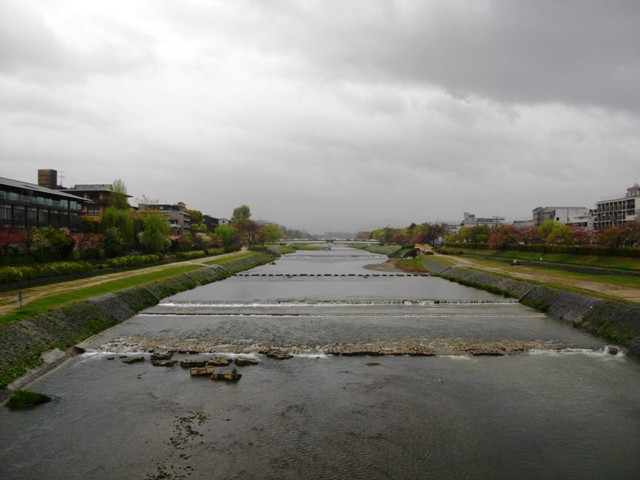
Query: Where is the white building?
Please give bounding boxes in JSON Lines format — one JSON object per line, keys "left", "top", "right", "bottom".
{"left": 594, "top": 183, "right": 640, "bottom": 231}
{"left": 461, "top": 212, "right": 505, "bottom": 228}
{"left": 532, "top": 206, "right": 592, "bottom": 229}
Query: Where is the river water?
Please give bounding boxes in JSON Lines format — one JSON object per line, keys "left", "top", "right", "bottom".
{"left": 1, "top": 246, "right": 639, "bottom": 479}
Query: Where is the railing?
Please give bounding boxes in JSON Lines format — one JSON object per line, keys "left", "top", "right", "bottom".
{"left": 0, "top": 191, "right": 81, "bottom": 210}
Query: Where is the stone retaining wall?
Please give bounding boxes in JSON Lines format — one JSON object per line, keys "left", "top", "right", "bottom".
{"left": 419, "top": 256, "right": 640, "bottom": 358}
{"left": 0, "top": 253, "right": 275, "bottom": 389}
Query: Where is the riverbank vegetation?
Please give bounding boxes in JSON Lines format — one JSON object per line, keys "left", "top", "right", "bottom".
{"left": 348, "top": 213, "right": 640, "bottom": 308}
{"left": 446, "top": 220, "right": 640, "bottom": 251}
{"left": 4, "top": 389, "right": 51, "bottom": 410}
{"left": 0, "top": 203, "right": 294, "bottom": 288}
{"left": 348, "top": 244, "right": 402, "bottom": 256}
{"left": 439, "top": 247, "right": 640, "bottom": 270}
{"left": 358, "top": 219, "right": 640, "bottom": 258}
{"left": 414, "top": 251, "right": 640, "bottom": 301}
{"left": 358, "top": 218, "right": 640, "bottom": 288}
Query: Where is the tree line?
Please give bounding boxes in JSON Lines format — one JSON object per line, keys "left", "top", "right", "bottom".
{"left": 358, "top": 220, "right": 640, "bottom": 250}
{"left": 447, "top": 220, "right": 640, "bottom": 249}
{"left": 0, "top": 190, "right": 283, "bottom": 264}
{"left": 357, "top": 223, "right": 449, "bottom": 247}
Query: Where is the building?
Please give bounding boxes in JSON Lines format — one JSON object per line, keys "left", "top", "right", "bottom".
{"left": 461, "top": 212, "right": 505, "bottom": 228}
{"left": 37, "top": 169, "right": 60, "bottom": 190}
{"left": 532, "top": 206, "right": 592, "bottom": 229}
{"left": 0, "top": 176, "right": 89, "bottom": 231}
{"left": 594, "top": 183, "right": 640, "bottom": 231}
{"left": 61, "top": 184, "right": 129, "bottom": 221}
{"left": 511, "top": 219, "right": 534, "bottom": 229}
{"left": 203, "top": 215, "right": 229, "bottom": 231}
{"left": 138, "top": 203, "right": 191, "bottom": 234}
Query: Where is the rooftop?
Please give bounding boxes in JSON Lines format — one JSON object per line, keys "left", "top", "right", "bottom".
{"left": 0, "top": 176, "right": 90, "bottom": 201}
{"left": 63, "top": 184, "right": 131, "bottom": 197}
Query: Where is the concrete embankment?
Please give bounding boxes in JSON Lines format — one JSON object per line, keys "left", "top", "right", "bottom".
{"left": 0, "top": 253, "right": 276, "bottom": 390}
{"left": 419, "top": 256, "right": 640, "bottom": 358}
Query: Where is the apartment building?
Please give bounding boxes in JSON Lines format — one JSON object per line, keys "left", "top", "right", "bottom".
{"left": 461, "top": 212, "right": 505, "bottom": 228}
{"left": 594, "top": 183, "right": 640, "bottom": 231}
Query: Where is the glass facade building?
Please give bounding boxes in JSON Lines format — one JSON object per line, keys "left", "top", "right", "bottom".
{"left": 0, "top": 176, "right": 89, "bottom": 231}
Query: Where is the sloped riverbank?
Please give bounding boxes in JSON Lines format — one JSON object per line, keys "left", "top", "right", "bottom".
{"left": 418, "top": 256, "right": 640, "bottom": 358}
{"left": 0, "top": 253, "right": 277, "bottom": 391}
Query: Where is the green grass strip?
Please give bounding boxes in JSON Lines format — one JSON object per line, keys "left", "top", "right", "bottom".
{"left": 442, "top": 248, "right": 640, "bottom": 271}
{"left": 459, "top": 257, "right": 640, "bottom": 290}
{"left": 459, "top": 265, "right": 640, "bottom": 305}
{"left": 202, "top": 251, "right": 256, "bottom": 265}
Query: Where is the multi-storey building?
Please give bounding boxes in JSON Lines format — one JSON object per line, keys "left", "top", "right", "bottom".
{"left": 202, "top": 215, "right": 229, "bottom": 231}
{"left": 0, "top": 176, "right": 89, "bottom": 231}
{"left": 461, "top": 212, "right": 505, "bottom": 228}
{"left": 138, "top": 203, "right": 191, "bottom": 234}
{"left": 33, "top": 169, "right": 131, "bottom": 222}
{"left": 532, "top": 206, "right": 592, "bottom": 229}
{"left": 61, "top": 184, "right": 128, "bottom": 220}
{"left": 594, "top": 183, "right": 640, "bottom": 231}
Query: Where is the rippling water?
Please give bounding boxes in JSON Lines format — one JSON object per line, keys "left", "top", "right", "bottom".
{"left": 1, "top": 246, "right": 639, "bottom": 479}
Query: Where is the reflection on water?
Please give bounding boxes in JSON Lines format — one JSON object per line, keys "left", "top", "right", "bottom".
{"left": 1, "top": 246, "right": 639, "bottom": 480}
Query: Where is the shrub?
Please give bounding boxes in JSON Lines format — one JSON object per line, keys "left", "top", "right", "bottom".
{"left": 0, "top": 262, "right": 93, "bottom": 284}
{"left": 5, "top": 390, "right": 51, "bottom": 410}
{"left": 102, "top": 254, "right": 162, "bottom": 268}
{"left": 175, "top": 250, "right": 207, "bottom": 260}
{"left": 30, "top": 227, "right": 74, "bottom": 261}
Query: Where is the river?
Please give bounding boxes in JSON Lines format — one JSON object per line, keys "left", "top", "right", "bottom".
{"left": 1, "top": 246, "right": 639, "bottom": 479}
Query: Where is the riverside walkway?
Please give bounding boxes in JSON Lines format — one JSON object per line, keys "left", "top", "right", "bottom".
{"left": 0, "top": 250, "right": 248, "bottom": 318}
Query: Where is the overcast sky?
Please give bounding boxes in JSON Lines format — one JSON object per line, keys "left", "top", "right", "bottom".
{"left": 1, "top": 0, "right": 639, "bottom": 234}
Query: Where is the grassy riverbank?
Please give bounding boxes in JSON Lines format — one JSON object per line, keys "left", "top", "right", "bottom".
{"left": 439, "top": 247, "right": 640, "bottom": 271}
{"left": 0, "top": 264, "right": 203, "bottom": 325}
{"left": 0, "top": 250, "right": 268, "bottom": 325}
{"left": 375, "top": 245, "right": 640, "bottom": 304}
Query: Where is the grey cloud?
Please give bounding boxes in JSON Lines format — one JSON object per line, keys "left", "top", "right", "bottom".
{"left": 2, "top": 0, "right": 639, "bottom": 233}
{"left": 0, "top": 1, "right": 155, "bottom": 84}
{"left": 0, "top": 2, "right": 71, "bottom": 73}
{"left": 163, "top": 0, "right": 640, "bottom": 115}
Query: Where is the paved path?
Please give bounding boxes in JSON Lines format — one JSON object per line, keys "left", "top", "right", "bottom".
{"left": 437, "top": 254, "right": 640, "bottom": 304}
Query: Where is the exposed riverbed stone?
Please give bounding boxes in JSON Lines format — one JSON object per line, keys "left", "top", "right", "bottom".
{"left": 151, "top": 360, "right": 176, "bottom": 367}
{"left": 260, "top": 349, "right": 294, "bottom": 360}
{"left": 121, "top": 356, "right": 145, "bottom": 364}
{"left": 92, "top": 337, "right": 570, "bottom": 359}
{"left": 234, "top": 356, "right": 259, "bottom": 366}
